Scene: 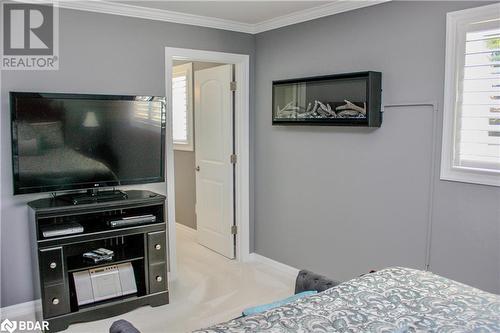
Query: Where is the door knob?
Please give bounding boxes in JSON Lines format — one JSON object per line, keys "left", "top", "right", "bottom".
{"left": 195, "top": 166, "right": 200, "bottom": 172}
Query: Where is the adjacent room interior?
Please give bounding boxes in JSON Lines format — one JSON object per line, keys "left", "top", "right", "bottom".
{"left": 0, "top": 1, "right": 499, "bottom": 333}
{"left": 172, "top": 60, "right": 237, "bottom": 259}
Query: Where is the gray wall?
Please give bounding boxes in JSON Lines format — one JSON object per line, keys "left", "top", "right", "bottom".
{"left": 253, "top": 1, "right": 500, "bottom": 293}
{"left": 0, "top": 9, "right": 255, "bottom": 307}
{"left": 174, "top": 150, "right": 196, "bottom": 229}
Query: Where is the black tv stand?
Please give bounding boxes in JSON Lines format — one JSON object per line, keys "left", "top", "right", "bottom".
{"left": 28, "top": 190, "right": 168, "bottom": 332}
{"left": 57, "top": 189, "right": 128, "bottom": 205}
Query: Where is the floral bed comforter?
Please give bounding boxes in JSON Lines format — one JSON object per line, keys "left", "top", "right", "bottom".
{"left": 194, "top": 267, "right": 500, "bottom": 333}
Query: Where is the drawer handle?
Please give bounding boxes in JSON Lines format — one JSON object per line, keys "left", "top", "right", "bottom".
{"left": 155, "top": 244, "right": 161, "bottom": 250}
{"left": 52, "top": 298, "right": 59, "bottom": 305}
{"left": 156, "top": 276, "right": 162, "bottom": 282}
{"left": 49, "top": 262, "right": 57, "bottom": 269}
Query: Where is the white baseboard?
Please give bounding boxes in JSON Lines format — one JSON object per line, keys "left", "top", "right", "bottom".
{"left": 175, "top": 222, "right": 197, "bottom": 238}
{"left": 0, "top": 300, "right": 40, "bottom": 320}
{"left": 248, "top": 253, "right": 300, "bottom": 277}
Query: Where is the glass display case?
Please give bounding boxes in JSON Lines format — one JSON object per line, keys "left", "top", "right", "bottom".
{"left": 272, "top": 71, "right": 382, "bottom": 127}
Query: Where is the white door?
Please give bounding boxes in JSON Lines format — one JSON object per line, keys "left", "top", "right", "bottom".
{"left": 194, "top": 64, "right": 235, "bottom": 259}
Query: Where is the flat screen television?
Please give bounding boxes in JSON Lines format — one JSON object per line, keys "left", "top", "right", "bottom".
{"left": 10, "top": 92, "right": 166, "bottom": 195}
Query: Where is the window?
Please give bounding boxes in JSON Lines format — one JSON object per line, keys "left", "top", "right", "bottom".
{"left": 441, "top": 3, "right": 500, "bottom": 186}
{"left": 172, "top": 63, "right": 193, "bottom": 151}
{"left": 133, "top": 96, "right": 164, "bottom": 127}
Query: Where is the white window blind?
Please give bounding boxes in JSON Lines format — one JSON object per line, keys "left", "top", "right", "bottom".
{"left": 172, "top": 63, "right": 193, "bottom": 151}
{"left": 441, "top": 4, "right": 500, "bottom": 186}
{"left": 459, "top": 26, "right": 500, "bottom": 170}
{"left": 172, "top": 75, "right": 188, "bottom": 141}
{"left": 133, "top": 97, "right": 163, "bottom": 126}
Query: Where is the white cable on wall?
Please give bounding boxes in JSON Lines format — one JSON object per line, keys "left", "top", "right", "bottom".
{"left": 382, "top": 102, "right": 439, "bottom": 271}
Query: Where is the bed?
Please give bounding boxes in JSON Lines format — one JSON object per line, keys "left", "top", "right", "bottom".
{"left": 193, "top": 267, "right": 500, "bottom": 333}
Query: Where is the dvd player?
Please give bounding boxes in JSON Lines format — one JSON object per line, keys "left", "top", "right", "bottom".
{"left": 41, "top": 222, "right": 84, "bottom": 238}
{"left": 108, "top": 214, "right": 157, "bottom": 228}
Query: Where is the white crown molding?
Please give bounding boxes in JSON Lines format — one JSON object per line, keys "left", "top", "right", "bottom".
{"left": 54, "top": 1, "right": 256, "bottom": 33}
{"left": 22, "top": 0, "right": 390, "bottom": 34}
{"left": 253, "top": 0, "right": 391, "bottom": 34}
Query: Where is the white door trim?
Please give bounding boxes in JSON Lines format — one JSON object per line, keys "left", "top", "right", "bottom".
{"left": 165, "top": 47, "right": 250, "bottom": 280}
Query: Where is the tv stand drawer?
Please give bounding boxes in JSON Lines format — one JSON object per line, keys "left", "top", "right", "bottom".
{"left": 147, "top": 231, "right": 166, "bottom": 265}
{"left": 149, "top": 263, "right": 167, "bottom": 294}
{"left": 40, "top": 247, "right": 64, "bottom": 285}
{"left": 42, "top": 284, "right": 70, "bottom": 318}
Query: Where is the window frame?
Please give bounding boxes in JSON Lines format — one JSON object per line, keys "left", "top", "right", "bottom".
{"left": 441, "top": 3, "right": 500, "bottom": 187}
{"left": 172, "top": 62, "right": 194, "bottom": 151}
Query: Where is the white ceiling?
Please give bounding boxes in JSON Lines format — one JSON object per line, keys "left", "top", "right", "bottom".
{"left": 54, "top": 0, "right": 389, "bottom": 33}
{"left": 119, "top": 1, "right": 332, "bottom": 24}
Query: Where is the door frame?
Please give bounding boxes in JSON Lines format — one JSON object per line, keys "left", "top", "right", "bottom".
{"left": 165, "top": 47, "right": 250, "bottom": 280}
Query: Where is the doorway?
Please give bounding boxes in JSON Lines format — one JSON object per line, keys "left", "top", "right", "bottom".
{"left": 165, "top": 48, "right": 250, "bottom": 281}
{"left": 173, "top": 60, "right": 235, "bottom": 259}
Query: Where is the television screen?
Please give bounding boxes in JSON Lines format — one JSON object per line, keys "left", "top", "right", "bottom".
{"left": 10, "top": 92, "right": 166, "bottom": 194}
